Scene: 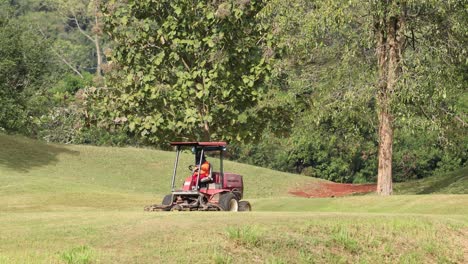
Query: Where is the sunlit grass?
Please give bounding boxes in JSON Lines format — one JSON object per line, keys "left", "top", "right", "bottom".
{"left": 0, "top": 211, "right": 466, "bottom": 263}
{"left": 0, "top": 134, "right": 467, "bottom": 263}
{"left": 0, "top": 134, "right": 318, "bottom": 206}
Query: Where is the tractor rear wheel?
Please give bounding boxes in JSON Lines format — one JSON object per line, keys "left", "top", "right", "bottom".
{"left": 238, "top": 201, "right": 251, "bottom": 212}
{"left": 162, "top": 194, "right": 173, "bottom": 205}
{"left": 219, "top": 193, "right": 239, "bottom": 211}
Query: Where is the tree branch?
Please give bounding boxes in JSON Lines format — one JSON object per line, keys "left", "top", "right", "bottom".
{"left": 440, "top": 107, "right": 467, "bottom": 126}
{"left": 37, "top": 28, "right": 83, "bottom": 78}
{"left": 72, "top": 12, "right": 95, "bottom": 43}
{"left": 181, "top": 57, "right": 191, "bottom": 71}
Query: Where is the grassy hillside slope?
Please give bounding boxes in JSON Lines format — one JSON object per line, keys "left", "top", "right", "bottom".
{"left": 1, "top": 134, "right": 467, "bottom": 263}
{"left": 0, "top": 134, "right": 320, "bottom": 212}
{"left": 395, "top": 167, "right": 468, "bottom": 194}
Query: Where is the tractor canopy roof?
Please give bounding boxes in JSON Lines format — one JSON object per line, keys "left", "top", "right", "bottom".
{"left": 170, "top": 142, "right": 227, "bottom": 147}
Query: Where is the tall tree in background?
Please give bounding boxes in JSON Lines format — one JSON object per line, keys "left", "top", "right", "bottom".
{"left": 371, "top": 0, "right": 466, "bottom": 195}
{"left": 97, "top": 0, "right": 277, "bottom": 144}
{"left": 267, "top": 0, "right": 467, "bottom": 194}
{"left": 374, "top": 0, "right": 406, "bottom": 195}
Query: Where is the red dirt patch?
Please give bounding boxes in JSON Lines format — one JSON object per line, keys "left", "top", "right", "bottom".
{"left": 290, "top": 182, "right": 376, "bottom": 198}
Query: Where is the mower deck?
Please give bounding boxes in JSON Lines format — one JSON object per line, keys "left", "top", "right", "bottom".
{"left": 144, "top": 203, "right": 222, "bottom": 211}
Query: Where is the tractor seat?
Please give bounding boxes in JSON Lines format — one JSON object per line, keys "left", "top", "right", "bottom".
{"left": 199, "top": 167, "right": 213, "bottom": 186}
{"left": 202, "top": 169, "right": 222, "bottom": 189}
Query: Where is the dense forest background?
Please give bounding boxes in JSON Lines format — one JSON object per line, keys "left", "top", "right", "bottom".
{"left": 1, "top": 0, "right": 466, "bottom": 184}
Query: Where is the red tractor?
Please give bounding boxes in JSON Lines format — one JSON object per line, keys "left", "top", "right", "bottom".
{"left": 145, "top": 142, "right": 251, "bottom": 211}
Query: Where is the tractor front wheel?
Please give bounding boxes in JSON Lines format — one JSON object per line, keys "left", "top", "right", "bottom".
{"left": 238, "top": 201, "right": 251, "bottom": 212}
{"left": 162, "top": 194, "right": 173, "bottom": 206}
{"left": 219, "top": 193, "right": 238, "bottom": 211}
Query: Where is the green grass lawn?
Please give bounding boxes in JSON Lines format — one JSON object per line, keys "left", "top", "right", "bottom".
{"left": 0, "top": 134, "right": 319, "bottom": 211}
{"left": 395, "top": 167, "right": 468, "bottom": 195}
{"left": 1, "top": 134, "right": 467, "bottom": 263}
{"left": 1, "top": 210, "right": 466, "bottom": 263}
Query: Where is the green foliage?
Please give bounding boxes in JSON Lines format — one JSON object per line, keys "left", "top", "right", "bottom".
{"left": 33, "top": 86, "right": 135, "bottom": 145}
{"left": 50, "top": 72, "right": 94, "bottom": 96}
{"left": 75, "top": 126, "right": 136, "bottom": 146}
{"left": 235, "top": 133, "right": 378, "bottom": 183}
{"left": 41, "top": 0, "right": 106, "bottom": 76}
{"left": 0, "top": 0, "right": 107, "bottom": 143}
{"left": 231, "top": 133, "right": 288, "bottom": 170}
{"left": 0, "top": 4, "right": 57, "bottom": 133}
{"left": 236, "top": 121, "right": 465, "bottom": 183}
{"left": 36, "top": 105, "right": 84, "bottom": 143}
{"left": 241, "top": 0, "right": 468, "bottom": 183}
{"left": 392, "top": 125, "right": 442, "bottom": 181}
{"left": 97, "top": 0, "right": 277, "bottom": 144}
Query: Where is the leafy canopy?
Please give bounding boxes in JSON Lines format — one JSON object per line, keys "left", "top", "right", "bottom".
{"left": 248, "top": 0, "right": 468, "bottom": 182}
{"left": 98, "top": 0, "right": 276, "bottom": 144}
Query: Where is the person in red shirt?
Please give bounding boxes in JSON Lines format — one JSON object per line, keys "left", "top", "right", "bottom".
{"left": 191, "top": 153, "right": 211, "bottom": 187}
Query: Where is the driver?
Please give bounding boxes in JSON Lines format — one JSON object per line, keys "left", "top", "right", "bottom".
{"left": 191, "top": 152, "right": 211, "bottom": 186}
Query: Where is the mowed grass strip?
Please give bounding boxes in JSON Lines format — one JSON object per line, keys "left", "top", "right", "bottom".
{"left": 252, "top": 195, "right": 468, "bottom": 216}
{"left": 0, "top": 212, "right": 466, "bottom": 263}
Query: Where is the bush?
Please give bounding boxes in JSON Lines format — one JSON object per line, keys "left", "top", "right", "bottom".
{"left": 50, "top": 73, "right": 94, "bottom": 98}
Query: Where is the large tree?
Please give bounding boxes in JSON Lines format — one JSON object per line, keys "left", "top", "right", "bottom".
{"left": 267, "top": 0, "right": 467, "bottom": 194}
{"left": 97, "top": 0, "right": 277, "bottom": 144}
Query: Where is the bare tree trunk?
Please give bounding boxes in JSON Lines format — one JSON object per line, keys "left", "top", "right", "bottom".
{"left": 95, "top": 34, "right": 102, "bottom": 77}
{"left": 93, "top": 2, "right": 103, "bottom": 77}
{"left": 38, "top": 28, "right": 83, "bottom": 78}
{"left": 72, "top": 0, "right": 103, "bottom": 78}
{"left": 377, "top": 109, "right": 393, "bottom": 195}
{"left": 375, "top": 2, "right": 405, "bottom": 195}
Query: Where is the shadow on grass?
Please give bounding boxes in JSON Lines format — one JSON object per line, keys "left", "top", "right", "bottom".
{"left": 0, "top": 134, "right": 78, "bottom": 172}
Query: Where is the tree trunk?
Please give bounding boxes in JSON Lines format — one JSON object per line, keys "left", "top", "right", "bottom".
{"left": 94, "top": 2, "right": 102, "bottom": 77}
{"left": 375, "top": 2, "right": 405, "bottom": 195}
{"left": 377, "top": 109, "right": 393, "bottom": 195}
{"left": 72, "top": 3, "right": 103, "bottom": 78}
{"left": 95, "top": 34, "right": 102, "bottom": 77}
